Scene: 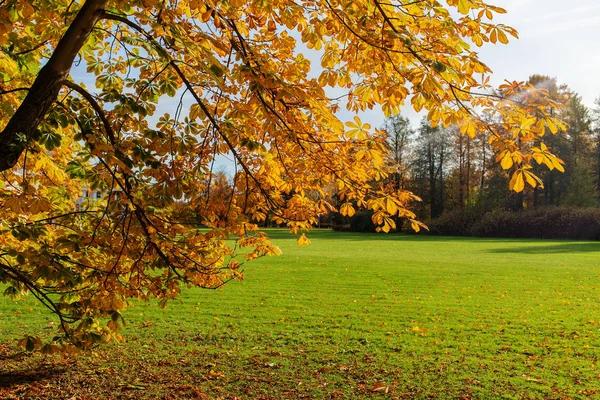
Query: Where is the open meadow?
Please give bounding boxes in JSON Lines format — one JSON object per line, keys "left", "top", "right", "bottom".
{"left": 2, "top": 230, "right": 600, "bottom": 399}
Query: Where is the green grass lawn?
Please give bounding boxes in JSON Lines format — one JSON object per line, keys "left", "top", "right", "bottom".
{"left": 2, "top": 230, "right": 600, "bottom": 399}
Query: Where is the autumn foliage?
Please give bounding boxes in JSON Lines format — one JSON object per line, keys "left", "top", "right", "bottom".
{"left": 0, "top": 0, "right": 565, "bottom": 351}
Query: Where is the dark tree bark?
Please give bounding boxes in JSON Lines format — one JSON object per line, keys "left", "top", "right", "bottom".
{"left": 458, "top": 133, "right": 464, "bottom": 208}
{"left": 437, "top": 146, "right": 445, "bottom": 217}
{"left": 479, "top": 135, "right": 486, "bottom": 198}
{"left": 466, "top": 136, "right": 471, "bottom": 203}
{"left": 0, "top": 0, "right": 107, "bottom": 172}
{"left": 597, "top": 140, "right": 600, "bottom": 202}
{"left": 427, "top": 142, "right": 436, "bottom": 218}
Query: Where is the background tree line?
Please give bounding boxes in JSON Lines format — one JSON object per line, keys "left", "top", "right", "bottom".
{"left": 351, "top": 75, "right": 600, "bottom": 239}
{"left": 207, "top": 74, "right": 600, "bottom": 239}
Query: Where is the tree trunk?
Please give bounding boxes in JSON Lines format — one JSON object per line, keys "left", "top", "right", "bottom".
{"left": 428, "top": 143, "right": 436, "bottom": 219}
{"left": 480, "top": 136, "right": 486, "bottom": 200}
{"left": 466, "top": 137, "right": 471, "bottom": 204}
{"left": 438, "top": 147, "right": 445, "bottom": 217}
{"left": 0, "top": 0, "right": 108, "bottom": 172}
{"left": 458, "top": 133, "right": 464, "bottom": 208}
{"left": 597, "top": 140, "right": 600, "bottom": 202}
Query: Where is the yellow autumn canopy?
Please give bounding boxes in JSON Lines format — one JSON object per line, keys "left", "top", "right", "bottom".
{"left": 0, "top": 0, "right": 564, "bottom": 351}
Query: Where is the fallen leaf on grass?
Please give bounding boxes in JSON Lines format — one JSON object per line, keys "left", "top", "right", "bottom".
{"left": 118, "top": 382, "right": 147, "bottom": 390}
{"left": 207, "top": 369, "right": 225, "bottom": 379}
{"left": 370, "top": 382, "right": 389, "bottom": 393}
{"left": 522, "top": 374, "right": 541, "bottom": 383}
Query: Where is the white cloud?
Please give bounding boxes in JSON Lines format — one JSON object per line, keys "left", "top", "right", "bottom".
{"left": 479, "top": 0, "right": 600, "bottom": 109}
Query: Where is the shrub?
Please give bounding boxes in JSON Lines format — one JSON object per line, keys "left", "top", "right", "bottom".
{"left": 464, "top": 207, "right": 600, "bottom": 240}
{"left": 349, "top": 211, "right": 377, "bottom": 232}
{"left": 427, "top": 208, "right": 484, "bottom": 236}
{"left": 341, "top": 206, "right": 600, "bottom": 240}
{"left": 330, "top": 211, "right": 351, "bottom": 231}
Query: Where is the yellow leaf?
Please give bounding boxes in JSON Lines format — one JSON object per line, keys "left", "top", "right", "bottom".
{"left": 457, "top": 0, "right": 470, "bottom": 15}
{"left": 340, "top": 203, "right": 356, "bottom": 217}
{"left": 497, "top": 29, "right": 508, "bottom": 44}
{"left": 297, "top": 234, "right": 311, "bottom": 247}
{"left": 410, "top": 219, "right": 428, "bottom": 232}
{"left": 270, "top": 246, "right": 283, "bottom": 256}
{"left": 4, "top": 196, "right": 24, "bottom": 213}
{"left": 385, "top": 198, "right": 398, "bottom": 215}
{"left": 459, "top": 119, "right": 477, "bottom": 138}
{"left": 552, "top": 157, "right": 565, "bottom": 173}
{"left": 385, "top": 217, "right": 396, "bottom": 231}
{"left": 345, "top": 116, "right": 370, "bottom": 139}
{"left": 500, "top": 152, "right": 513, "bottom": 170}
{"left": 509, "top": 171, "right": 525, "bottom": 193}
{"left": 547, "top": 118, "right": 559, "bottom": 134}
{"left": 412, "top": 94, "right": 425, "bottom": 113}
{"left": 523, "top": 170, "right": 543, "bottom": 188}
{"left": 29, "top": 197, "right": 52, "bottom": 214}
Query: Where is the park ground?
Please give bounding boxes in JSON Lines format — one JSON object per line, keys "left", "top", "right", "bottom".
{"left": 1, "top": 230, "right": 600, "bottom": 399}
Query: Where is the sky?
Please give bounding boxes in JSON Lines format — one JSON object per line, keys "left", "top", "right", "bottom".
{"left": 79, "top": 1, "right": 600, "bottom": 128}
{"left": 479, "top": 0, "right": 600, "bottom": 105}
{"left": 72, "top": 1, "right": 600, "bottom": 171}
{"left": 208, "top": 0, "right": 600, "bottom": 170}
{"left": 357, "top": 0, "right": 600, "bottom": 128}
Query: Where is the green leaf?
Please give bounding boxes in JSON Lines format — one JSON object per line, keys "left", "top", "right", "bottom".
{"left": 209, "top": 63, "right": 224, "bottom": 78}
{"left": 66, "top": 160, "right": 87, "bottom": 179}
{"left": 3, "top": 286, "right": 18, "bottom": 299}
{"left": 16, "top": 253, "right": 25, "bottom": 265}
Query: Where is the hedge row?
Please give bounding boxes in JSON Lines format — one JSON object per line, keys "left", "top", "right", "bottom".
{"left": 428, "top": 207, "right": 600, "bottom": 240}
{"left": 336, "top": 207, "right": 600, "bottom": 240}
{"left": 331, "top": 212, "right": 374, "bottom": 232}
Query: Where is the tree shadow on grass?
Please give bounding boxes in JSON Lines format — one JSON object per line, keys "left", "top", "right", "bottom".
{"left": 0, "top": 349, "right": 67, "bottom": 389}
{"left": 0, "top": 367, "right": 66, "bottom": 388}
{"left": 488, "top": 243, "right": 600, "bottom": 254}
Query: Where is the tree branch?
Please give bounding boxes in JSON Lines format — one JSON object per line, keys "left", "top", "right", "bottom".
{"left": 62, "top": 80, "right": 116, "bottom": 144}
{"left": 0, "top": 87, "right": 30, "bottom": 96}
{"left": 0, "top": 0, "right": 108, "bottom": 172}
